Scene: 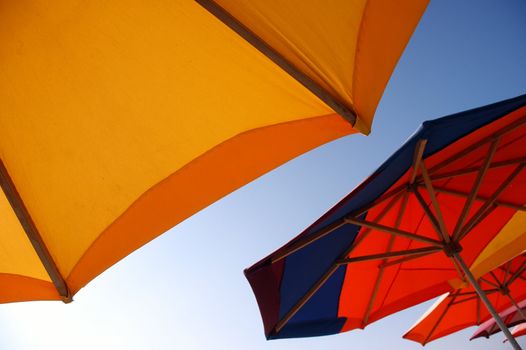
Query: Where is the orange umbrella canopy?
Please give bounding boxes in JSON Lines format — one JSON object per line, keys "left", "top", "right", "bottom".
{"left": 0, "top": 1, "right": 428, "bottom": 303}
{"left": 404, "top": 253, "right": 526, "bottom": 345}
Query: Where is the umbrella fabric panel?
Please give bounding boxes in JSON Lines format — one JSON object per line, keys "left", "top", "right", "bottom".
{"left": 0, "top": 0, "right": 430, "bottom": 304}
{"left": 338, "top": 103, "right": 526, "bottom": 331}
{"left": 278, "top": 224, "right": 360, "bottom": 319}
{"left": 338, "top": 193, "right": 459, "bottom": 328}
{"left": 246, "top": 220, "right": 361, "bottom": 339}
{"left": 213, "top": 0, "right": 430, "bottom": 134}
{"left": 0, "top": 185, "right": 49, "bottom": 282}
{"left": 0, "top": 189, "right": 58, "bottom": 303}
{"left": 1, "top": 0, "right": 360, "bottom": 300}
{"left": 66, "top": 115, "right": 353, "bottom": 294}
{"left": 404, "top": 256, "right": 526, "bottom": 344}
{"left": 274, "top": 265, "right": 348, "bottom": 339}
{"left": 0, "top": 275, "right": 61, "bottom": 304}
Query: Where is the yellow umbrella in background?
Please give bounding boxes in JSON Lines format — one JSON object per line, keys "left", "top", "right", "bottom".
{"left": 470, "top": 212, "right": 526, "bottom": 280}
{"left": 0, "top": 0, "right": 428, "bottom": 303}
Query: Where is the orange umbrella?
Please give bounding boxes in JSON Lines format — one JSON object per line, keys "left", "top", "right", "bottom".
{"left": 404, "top": 253, "right": 526, "bottom": 345}
{"left": 0, "top": 1, "right": 428, "bottom": 303}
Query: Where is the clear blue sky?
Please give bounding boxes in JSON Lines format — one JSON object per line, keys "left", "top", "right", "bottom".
{"left": 1, "top": 1, "right": 526, "bottom": 349}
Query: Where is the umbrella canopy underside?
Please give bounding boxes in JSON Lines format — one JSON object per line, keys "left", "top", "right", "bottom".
{"left": 245, "top": 94, "right": 526, "bottom": 339}
{"left": 0, "top": 0, "right": 427, "bottom": 302}
{"left": 404, "top": 254, "right": 526, "bottom": 345}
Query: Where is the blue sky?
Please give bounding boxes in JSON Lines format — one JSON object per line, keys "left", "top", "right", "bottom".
{"left": 1, "top": 1, "right": 526, "bottom": 349}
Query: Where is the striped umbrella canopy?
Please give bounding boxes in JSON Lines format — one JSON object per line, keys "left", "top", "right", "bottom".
{"left": 245, "top": 94, "right": 526, "bottom": 346}
{"left": 404, "top": 253, "right": 526, "bottom": 345}
{"left": 0, "top": 0, "right": 428, "bottom": 303}
{"left": 471, "top": 298, "right": 526, "bottom": 340}
{"left": 512, "top": 324, "right": 526, "bottom": 339}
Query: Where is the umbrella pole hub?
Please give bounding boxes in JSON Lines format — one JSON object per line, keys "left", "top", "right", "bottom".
{"left": 500, "top": 285, "right": 511, "bottom": 296}
{"left": 443, "top": 241, "right": 462, "bottom": 257}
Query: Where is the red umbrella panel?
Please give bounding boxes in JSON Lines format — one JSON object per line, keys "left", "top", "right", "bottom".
{"left": 404, "top": 253, "right": 526, "bottom": 345}
{"left": 471, "top": 297, "right": 526, "bottom": 340}
{"left": 245, "top": 94, "right": 526, "bottom": 342}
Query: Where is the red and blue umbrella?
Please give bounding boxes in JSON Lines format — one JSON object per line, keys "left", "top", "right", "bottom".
{"left": 245, "top": 94, "right": 526, "bottom": 347}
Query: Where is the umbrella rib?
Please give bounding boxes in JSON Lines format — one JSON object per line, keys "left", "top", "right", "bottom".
{"left": 378, "top": 250, "right": 441, "bottom": 268}
{"left": 498, "top": 266, "right": 526, "bottom": 284}
{"left": 451, "top": 292, "right": 498, "bottom": 305}
{"left": 429, "top": 186, "right": 526, "bottom": 212}
{"left": 428, "top": 116, "right": 526, "bottom": 175}
{"left": 452, "top": 253, "right": 522, "bottom": 349}
{"left": 431, "top": 156, "right": 526, "bottom": 181}
{"left": 362, "top": 192, "right": 408, "bottom": 325}
{"left": 273, "top": 224, "right": 375, "bottom": 334}
{"left": 270, "top": 219, "right": 347, "bottom": 263}
{"left": 489, "top": 271, "right": 504, "bottom": 288}
{"left": 410, "top": 139, "right": 427, "bottom": 184}
{"left": 506, "top": 260, "right": 526, "bottom": 286}
{"left": 458, "top": 163, "right": 526, "bottom": 240}
{"left": 504, "top": 261, "right": 512, "bottom": 286}
{"left": 362, "top": 139, "right": 432, "bottom": 325}
{"left": 423, "top": 292, "right": 459, "bottom": 345}
{"left": 273, "top": 264, "right": 339, "bottom": 334}
{"left": 353, "top": 184, "right": 408, "bottom": 218}
{"left": 272, "top": 194, "right": 407, "bottom": 333}
{"left": 480, "top": 277, "right": 501, "bottom": 289}
{"left": 195, "top": 0, "right": 357, "bottom": 125}
{"left": 270, "top": 192, "right": 403, "bottom": 263}
{"left": 458, "top": 204, "right": 499, "bottom": 242}
{"left": 446, "top": 256, "right": 465, "bottom": 282}
{"left": 420, "top": 162, "right": 450, "bottom": 243}
{"left": 345, "top": 193, "right": 405, "bottom": 255}
{"left": 0, "top": 160, "right": 71, "bottom": 301}
{"left": 455, "top": 290, "right": 489, "bottom": 297}
{"left": 339, "top": 247, "right": 443, "bottom": 265}
{"left": 412, "top": 187, "right": 446, "bottom": 241}
{"left": 452, "top": 137, "right": 499, "bottom": 241}
{"left": 345, "top": 217, "right": 444, "bottom": 248}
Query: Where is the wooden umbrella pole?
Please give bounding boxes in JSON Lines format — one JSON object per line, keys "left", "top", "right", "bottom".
{"left": 453, "top": 253, "right": 522, "bottom": 350}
